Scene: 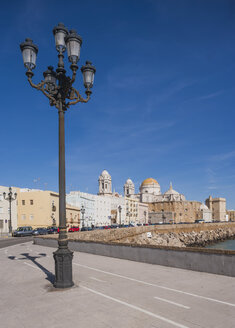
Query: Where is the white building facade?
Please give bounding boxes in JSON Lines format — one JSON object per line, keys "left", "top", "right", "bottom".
{"left": 66, "top": 189, "right": 126, "bottom": 227}
{"left": 200, "top": 204, "right": 212, "bottom": 222}
{"left": 66, "top": 191, "right": 95, "bottom": 227}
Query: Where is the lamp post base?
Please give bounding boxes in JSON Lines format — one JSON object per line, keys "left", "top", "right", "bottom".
{"left": 53, "top": 246, "right": 74, "bottom": 288}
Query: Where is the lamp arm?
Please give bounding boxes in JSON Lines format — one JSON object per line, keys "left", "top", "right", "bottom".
{"left": 28, "top": 78, "right": 57, "bottom": 105}
{"left": 70, "top": 71, "right": 77, "bottom": 85}
{"left": 66, "top": 87, "right": 90, "bottom": 107}
{"left": 70, "top": 64, "right": 78, "bottom": 85}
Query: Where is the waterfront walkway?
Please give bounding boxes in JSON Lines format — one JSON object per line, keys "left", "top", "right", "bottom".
{"left": 0, "top": 241, "right": 234, "bottom": 328}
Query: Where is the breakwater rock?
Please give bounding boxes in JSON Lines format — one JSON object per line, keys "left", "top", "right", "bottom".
{"left": 41, "top": 222, "right": 235, "bottom": 248}
{"left": 118, "top": 226, "right": 235, "bottom": 247}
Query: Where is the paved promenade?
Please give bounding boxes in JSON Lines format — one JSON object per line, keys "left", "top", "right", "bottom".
{"left": 0, "top": 241, "right": 234, "bottom": 328}
{"left": 0, "top": 236, "right": 32, "bottom": 248}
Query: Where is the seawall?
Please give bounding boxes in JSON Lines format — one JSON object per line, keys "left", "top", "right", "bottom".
{"left": 34, "top": 233, "right": 235, "bottom": 277}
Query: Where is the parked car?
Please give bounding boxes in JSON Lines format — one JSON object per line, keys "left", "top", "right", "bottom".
{"left": 47, "top": 226, "right": 59, "bottom": 234}
{"left": 80, "top": 226, "right": 94, "bottom": 231}
{"left": 110, "top": 224, "right": 118, "bottom": 229}
{"left": 32, "top": 228, "right": 48, "bottom": 235}
{"left": 13, "top": 226, "right": 33, "bottom": 237}
{"left": 68, "top": 226, "right": 80, "bottom": 232}
{"left": 80, "top": 227, "right": 89, "bottom": 231}
{"left": 195, "top": 220, "right": 204, "bottom": 224}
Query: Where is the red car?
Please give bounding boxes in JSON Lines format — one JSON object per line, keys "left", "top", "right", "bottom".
{"left": 68, "top": 226, "right": 80, "bottom": 232}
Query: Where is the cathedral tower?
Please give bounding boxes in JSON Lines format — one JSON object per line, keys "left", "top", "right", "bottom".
{"left": 98, "top": 170, "right": 112, "bottom": 195}
{"left": 123, "top": 178, "right": 135, "bottom": 197}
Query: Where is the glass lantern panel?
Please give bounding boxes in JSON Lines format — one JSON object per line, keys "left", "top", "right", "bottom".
{"left": 22, "top": 48, "right": 36, "bottom": 69}
{"left": 45, "top": 74, "right": 56, "bottom": 85}
{"left": 83, "top": 70, "right": 94, "bottom": 87}
{"left": 51, "top": 75, "right": 57, "bottom": 84}
{"left": 45, "top": 74, "right": 51, "bottom": 83}
{"left": 67, "top": 40, "right": 81, "bottom": 62}
{"left": 55, "top": 31, "right": 66, "bottom": 51}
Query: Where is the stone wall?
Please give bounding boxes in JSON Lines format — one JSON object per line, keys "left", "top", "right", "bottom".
{"left": 148, "top": 201, "right": 202, "bottom": 223}
{"left": 34, "top": 237, "right": 235, "bottom": 277}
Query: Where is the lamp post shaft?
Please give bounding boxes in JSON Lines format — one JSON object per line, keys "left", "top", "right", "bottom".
{"left": 53, "top": 101, "right": 74, "bottom": 289}
{"left": 9, "top": 198, "right": 12, "bottom": 234}
{"left": 59, "top": 106, "right": 66, "bottom": 234}
{"left": 81, "top": 207, "right": 85, "bottom": 228}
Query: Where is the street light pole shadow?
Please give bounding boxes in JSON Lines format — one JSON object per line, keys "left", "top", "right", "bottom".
{"left": 8, "top": 252, "right": 55, "bottom": 284}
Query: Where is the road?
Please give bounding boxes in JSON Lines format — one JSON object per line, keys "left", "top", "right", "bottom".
{"left": 0, "top": 236, "right": 32, "bottom": 248}
{"left": 0, "top": 241, "right": 234, "bottom": 328}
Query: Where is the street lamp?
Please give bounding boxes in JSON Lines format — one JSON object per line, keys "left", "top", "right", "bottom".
{"left": 3, "top": 187, "right": 17, "bottom": 235}
{"left": 127, "top": 211, "right": 131, "bottom": 225}
{"left": 144, "top": 210, "right": 147, "bottom": 224}
{"left": 118, "top": 205, "right": 122, "bottom": 225}
{"left": 81, "top": 205, "right": 85, "bottom": 228}
{"left": 20, "top": 23, "right": 96, "bottom": 289}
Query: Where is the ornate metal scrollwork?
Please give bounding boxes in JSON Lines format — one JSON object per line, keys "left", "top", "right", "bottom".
{"left": 27, "top": 70, "right": 90, "bottom": 111}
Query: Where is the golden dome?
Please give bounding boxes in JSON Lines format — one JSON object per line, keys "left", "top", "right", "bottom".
{"left": 141, "top": 178, "right": 159, "bottom": 186}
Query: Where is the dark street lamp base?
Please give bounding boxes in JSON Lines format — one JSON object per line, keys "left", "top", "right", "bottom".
{"left": 53, "top": 247, "right": 74, "bottom": 288}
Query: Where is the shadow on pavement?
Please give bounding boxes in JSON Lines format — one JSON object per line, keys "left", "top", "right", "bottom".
{"left": 8, "top": 252, "right": 55, "bottom": 284}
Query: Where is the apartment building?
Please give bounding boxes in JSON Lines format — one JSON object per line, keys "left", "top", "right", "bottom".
{"left": 18, "top": 189, "right": 80, "bottom": 229}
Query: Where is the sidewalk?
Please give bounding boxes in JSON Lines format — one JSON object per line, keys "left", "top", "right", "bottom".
{"left": 0, "top": 234, "right": 11, "bottom": 239}
{"left": 0, "top": 241, "right": 234, "bottom": 328}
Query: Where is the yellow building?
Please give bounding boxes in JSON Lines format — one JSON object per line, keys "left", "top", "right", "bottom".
{"left": 227, "top": 210, "right": 235, "bottom": 221}
{"left": 125, "top": 197, "right": 148, "bottom": 225}
{"left": 17, "top": 189, "right": 80, "bottom": 229}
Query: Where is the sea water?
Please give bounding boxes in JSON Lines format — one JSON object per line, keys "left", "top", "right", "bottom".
{"left": 206, "top": 239, "right": 235, "bottom": 250}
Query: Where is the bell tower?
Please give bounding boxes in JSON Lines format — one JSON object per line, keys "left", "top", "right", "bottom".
{"left": 98, "top": 170, "right": 112, "bottom": 195}
{"left": 123, "top": 178, "right": 135, "bottom": 197}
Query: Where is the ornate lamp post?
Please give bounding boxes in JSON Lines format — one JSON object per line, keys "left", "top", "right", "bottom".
{"left": 144, "top": 210, "right": 147, "bottom": 224}
{"left": 3, "top": 187, "right": 17, "bottom": 235}
{"left": 81, "top": 205, "right": 85, "bottom": 228}
{"left": 127, "top": 211, "right": 131, "bottom": 225}
{"left": 20, "top": 23, "right": 96, "bottom": 289}
{"left": 118, "top": 205, "right": 122, "bottom": 225}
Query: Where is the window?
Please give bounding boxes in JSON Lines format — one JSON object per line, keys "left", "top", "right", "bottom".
{"left": 22, "top": 200, "right": 25, "bottom": 205}
{"left": 29, "top": 215, "right": 34, "bottom": 220}
{"left": 22, "top": 214, "right": 26, "bottom": 220}
{"left": 105, "top": 184, "right": 107, "bottom": 189}
{"left": 30, "top": 200, "right": 33, "bottom": 205}
{"left": 0, "top": 207, "right": 3, "bottom": 214}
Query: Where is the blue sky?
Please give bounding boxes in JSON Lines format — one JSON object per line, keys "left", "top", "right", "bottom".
{"left": 1, "top": 0, "right": 235, "bottom": 208}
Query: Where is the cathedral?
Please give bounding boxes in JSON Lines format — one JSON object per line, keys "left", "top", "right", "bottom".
{"left": 123, "top": 177, "right": 186, "bottom": 203}
{"left": 98, "top": 170, "right": 216, "bottom": 224}
{"left": 98, "top": 170, "right": 187, "bottom": 204}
